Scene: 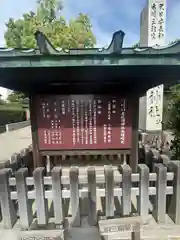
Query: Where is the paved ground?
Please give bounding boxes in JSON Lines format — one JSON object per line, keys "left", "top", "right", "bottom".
{"left": 0, "top": 221, "right": 101, "bottom": 240}
{"left": 0, "top": 126, "right": 32, "bottom": 162}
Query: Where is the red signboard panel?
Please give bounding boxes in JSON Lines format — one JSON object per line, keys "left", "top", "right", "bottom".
{"left": 36, "top": 95, "right": 132, "bottom": 150}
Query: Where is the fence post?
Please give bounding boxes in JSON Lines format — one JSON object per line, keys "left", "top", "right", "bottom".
{"left": 11, "top": 153, "right": 22, "bottom": 172}
{"left": 137, "top": 164, "right": 149, "bottom": 220}
{"left": 151, "top": 149, "right": 160, "bottom": 172}
{"left": 152, "top": 163, "right": 167, "bottom": 223}
{"left": 20, "top": 148, "right": 28, "bottom": 168}
{"left": 46, "top": 156, "right": 52, "bottom": 176}
{"left": 33, "top": 167, "right": 48, "bottom": 226}
{"left": 0, "top": 168, "right": 17, "bottom": 228}
{"left": 27, "top": 146, "right": 34, "bottom": 175}
{"left": 70, "top": 166, "right": 80, "bottom": 227}
{"left": 0, "top": 159, "right": 10, "bottom": 169}
{"left": 105, "top": 165, "right": 114, "bottom": 218}
{"left": 51, "top": 167, "right": 64, "bottom": 227}
{"left": 120, "top": 164, "right": 132, "bottom": 216}
{"left": 20, "top": 148, "right": 30, "bottom": 169}
{"left": 15, "top": 168, "right": 33, "bottom": 229}
{"left": 87, "top": 166, "right": 97, "bottom": 226}
{"left": 167, "top": 161, "right": 180, "bottom": 224}
{"left": 131, "top": 223, "right": 141, "bottom": 240}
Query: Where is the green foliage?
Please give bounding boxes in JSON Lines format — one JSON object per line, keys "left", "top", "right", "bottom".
{"left": 0, "top": 98, "right": 6, "bottom": 105}
{"left": 4, "top": 0, "right": 96, "bottom": 49}
{"left": 0, "top": 105, "right": 26, "bottom": 126}
{"left": 7, "top": 91, "right": 26, "bottom": 103}
{"left": 0, "top": 95, "right": 28, "bottom": 126}
{"left": 164, "top": 84, "right": 180, "bottom": 159}
{"left": 2, "top": 0, "right": 96, "bottom": 127}
{"left": 132, "top": 42, "right": 140, "bottom": 48}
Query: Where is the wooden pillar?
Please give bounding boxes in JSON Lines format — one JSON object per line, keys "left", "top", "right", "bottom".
{"left": 130, "top": 96, "right": 139, "bottom": 173}
{"left": 29, "top": 95, "right": 44, "bottom": 168}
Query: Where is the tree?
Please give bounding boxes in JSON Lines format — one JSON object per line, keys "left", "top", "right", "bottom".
{"left": 4, "top": 0, "right": 96, "bottom": 49}
{"left": 132, "top": 42, "right": 140, "bottom": 48}
{"left": 0, "top": 94, "right": 5, "bottom": 105}
{"left": 163, "top": 84, "right": 180, "bottom": 158}
{"left": 7, "top": 91, "right": 26, "bottom": 103}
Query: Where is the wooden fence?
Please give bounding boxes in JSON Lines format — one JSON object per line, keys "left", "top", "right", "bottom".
{"left": 0, "top": 162, "right": 180, "bottom": 231}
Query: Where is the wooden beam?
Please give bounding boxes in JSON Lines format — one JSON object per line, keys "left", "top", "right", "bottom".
{"left": 29, "top": 96, "right": 44, "bottom": 168}
{"left": 130, "top": 96, "right": 139, "bottom": 173}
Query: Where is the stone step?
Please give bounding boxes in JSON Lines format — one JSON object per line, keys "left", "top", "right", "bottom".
{"left": 0, "top": 214, "right": 178, "bottom": 240}
{"left": 0, "top": 217, "right": 101, "bottom": 240}
{"left": 98, "top": 215, "right": 179, "bottom": 240}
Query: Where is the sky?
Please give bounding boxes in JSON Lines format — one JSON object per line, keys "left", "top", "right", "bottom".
{"left": 0, "top": 0, "right": 180, "bottom": 47}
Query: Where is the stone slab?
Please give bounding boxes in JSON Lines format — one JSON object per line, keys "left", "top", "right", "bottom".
{"left": 0, "top": 229, "right": 64, "bottom": 240}
{"left": 0, "top": 217, "right": 101, "bottom": 240}
{"left": 99, "top": 215, "right": 180, "bottom": 240}
{"left": 19, "top": 229, "right": 64, "bottom": 240}
{"left": 99, "top": 216, "right": 142, "bottom": 239}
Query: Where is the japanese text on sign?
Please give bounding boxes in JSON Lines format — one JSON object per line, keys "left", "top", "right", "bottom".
{"left": 149, "top": 0, "right": 166, "bottom": 45}
{"left": 158, "top": 3, "right": 165, "bottom": 40}
{"left": 146, "top": 85, "right": 164, "bottom": 131}
{"left": 36, "top": 95, "right": 132, "bottom": 150}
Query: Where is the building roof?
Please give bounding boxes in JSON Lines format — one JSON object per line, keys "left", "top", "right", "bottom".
{"left": 0, "top": 30, "right": 180, "bottom": 95}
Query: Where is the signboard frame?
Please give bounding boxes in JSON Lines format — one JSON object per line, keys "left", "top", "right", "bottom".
{"left": 29, "top": 94, "right": 139, "bottom": 172}
{"left": 35, "top": 94, "right": 133, "bottom": 151}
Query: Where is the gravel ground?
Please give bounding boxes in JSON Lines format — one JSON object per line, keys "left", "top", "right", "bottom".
{"left": 0, "top": 126, "right": 32, "bottom": 162}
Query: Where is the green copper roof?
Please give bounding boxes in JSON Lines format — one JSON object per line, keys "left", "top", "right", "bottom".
{"left": 0, "top": 30, "right": 180, "bottom": 95}
{"left": 1, "top": 30, "right": 180, "bottom": 57}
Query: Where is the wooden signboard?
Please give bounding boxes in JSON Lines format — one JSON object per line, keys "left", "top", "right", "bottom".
{"left": 35, "top": 95, "right": 132, "bottom": 151}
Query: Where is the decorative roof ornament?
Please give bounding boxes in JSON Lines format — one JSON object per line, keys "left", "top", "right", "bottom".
{"left": 106, "top": 30, "right": 125, "bottom": 53}
{"left": 34, "top": 31, "right": 59, "bottom": 55}
{"left": 34, "top": 30, "right": 125, "bottom": 55}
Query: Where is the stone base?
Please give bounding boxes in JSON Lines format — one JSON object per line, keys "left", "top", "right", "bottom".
{"left": 99, "top": 216, "right": 141, "bottom": 240}
{"left": 0, "top": 217, "right": 101, "bottom": 240}
{"left": 98, "top": 215, "right": 180, "bottom": 240}
{"left": 19, "top": 229, "right": 65, "bottom": 240}
{"left": 0, "top": 229, "right": 64, "bottom": 240}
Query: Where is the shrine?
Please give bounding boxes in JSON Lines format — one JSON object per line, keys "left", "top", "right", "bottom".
{"left": 1, "top": 30, "right": 180, "bottom": 172}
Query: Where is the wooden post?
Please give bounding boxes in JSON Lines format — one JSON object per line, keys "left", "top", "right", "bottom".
{"left": 15, "top": 168, "right": 33, "bottom": 229}
{"left": 0, "top": 169, "right": 17, "bottom": 228}
{"left": 130, "top": 97, "right": 139, "bottom": 173}
{"left": 29, "top": 96, "right": 43, "bottom": 168}
{"left": 33, "top": 167, "right": 48, "bottom": 226}
{"left": 87, "top": 166, "right": 97, "bottom": 226}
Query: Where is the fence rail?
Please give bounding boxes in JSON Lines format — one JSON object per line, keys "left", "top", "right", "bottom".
{"left": 0, "top": 162, "right": 180, "bottom": 230}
